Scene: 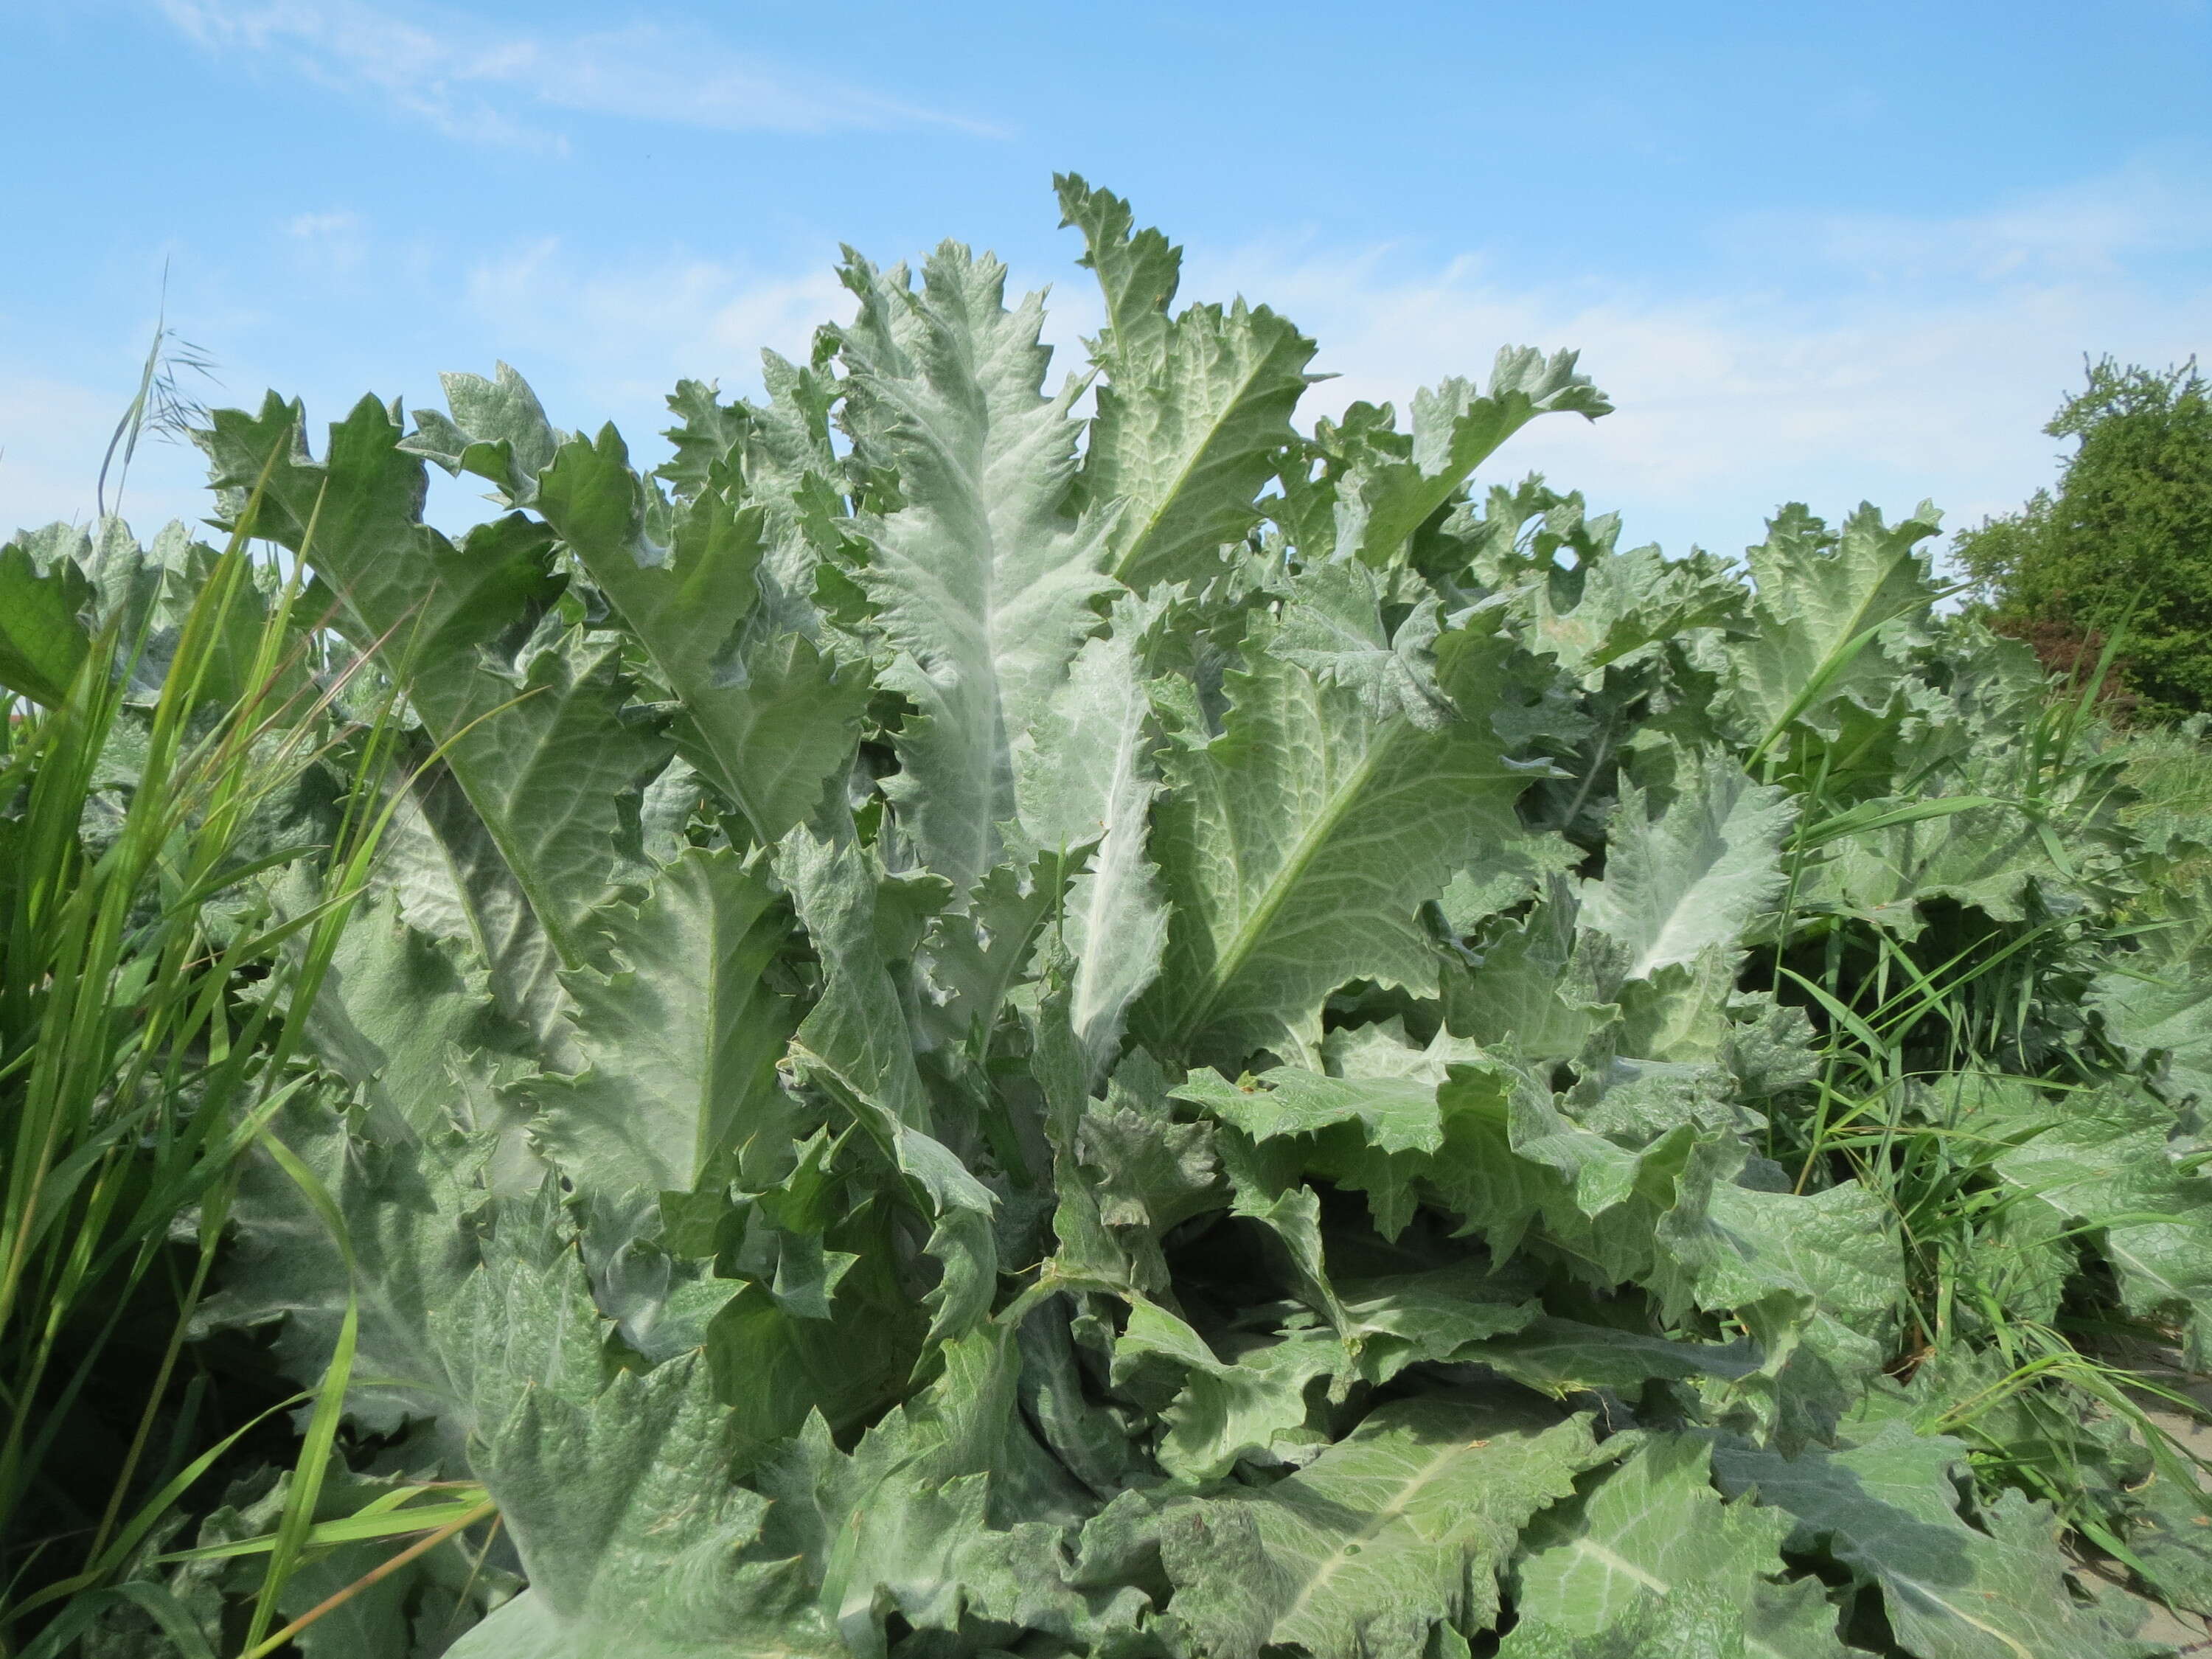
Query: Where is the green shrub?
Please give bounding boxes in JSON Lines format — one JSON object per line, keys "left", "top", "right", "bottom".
{"left": 1959, "top": 356, "right": 2212, "bottom": 720}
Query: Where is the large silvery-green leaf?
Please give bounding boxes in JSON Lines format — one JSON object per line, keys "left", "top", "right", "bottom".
{"left": 1108, "top": 1298, "right": 1340, "bottom": 1478}
{"left": 1712, "top": 1422, "right": 2144, "bottom": 1659}
{"left": 2092, "top": 890, "right": 2212, "bottom": 1111}
{"left": 1316, "top": 1020, "right": 1671, "bottom": 1273}
{"left": 401, "top": 360, "right": 562, "bottom": 507}
{"left": 1269, "top": 557, "right": 1458, "bottom": 728}
{"left": 450, "top": 1359, "right": 842, "bottom": 1659}
{"left": 1809, "top": 794, "right": 2070, "bottom": 936}
{"left": 1798, "top": 695, "right": 2120, "bottom": 935}
{"left": 197, "top": 1103, "right": 605, "bottom": 1470}
{"left": 1499, "top": 1579, "right": 1849, "bottom": 1659}
{"left": 1014, "top": 591, "right": 1172, "bottom": 1079}
{"left": 1116, "top": 1258, "right": 1545, "bottom": 1471}
{"left": 1332, "top": 1265, "right": 1540, "bottom": 1380}
{"left": 1057, "top": 175, "right": 1320, "bottom": 591}
{"left": 371, "top": 758, "right": 574, "bottom": 1057}
{"left": 290, "top": 887, "right": 519, "bottom": 1144}
{"left": 836, "top": 245, "right": 1119, "bottom": 897}
{"left": 1726, "top": 502, "right": 1943, "bottom": 746}
{"left": 524, "top": 847, "right": 798, "bottom": 1200}
{"left": 1333, "top": 351, "right": 1612, "bottom": 570}
{"left": 777, "top": 810, "right": 931, "bottom": 1131}
{"left": 1509, "top": 1433, "right": 1848, "bottom": 1658}
{"left": 434, "top": 627, "right": 670, "bottom": 958}
{"left": 535, "top": 425, "right": 866, "bottom": 844}
{"left": 1438, "top": 886, "right": 1617, "bottom": 1062}
{"left": 1579, "top": 753, "right": 1795, "bottom": 982}
{"left": 1060, "top": 1048, "right": 1221, "bottom": 1294}
{"left": 779, "top": 810, "right": 998, "bottom": 1348}
{"left": 1318, "top": 1023, "right": 1573, "bottom": 1256}
{"left": 1648, "top": 1168, "right": 1902, "bottom": 1447}
{"left": 1461, "top": 1316, "right": 1762, "bottom": 1399}
{"left": 693, "top": 1125, "right": 927, "bottom": 1450}
{"left": 194, "top": 1101, "right": 484, "bottom": 1449}
{"left": 1173, "top": 1057, "right": 1447, "bottom": 1240}
{"left": 655, "top": 350, "right": 851, "bottom": 625}
{"left": 1972, "top": 1082, "right": 2212, "bottom": 1365}
{"left": 917, "top": 848, "right": 1088, "bottom": 1054}
{"left": 0, "top": 538, "right": 91, "bottom": 705}
{"left": 1515, "top": 540, "right": 1744, "bottom": 681}
{"left": 1683, "top": 1180, "right": 1901, "bottom": 1366}
{"left": 1154, "top": 1396, "right": 1609, "bottom": 1659}
{"left": 750, "top": 1326, "right": 1114, "bottom": 1655}
{"left": 18, "top": 517, "right": 282, "bottom": 706}
{"left": 1142, "top": 611, "right": 1545, "bottom": 1063}
{"left": 1172, "top": 1064, "right": 1444, "bottom": 1156}
{"left": 194, "top": 394, "right": 669, "bottom": 965}
{"left": 659, "top": 338, "right": 840, "bottom": 521}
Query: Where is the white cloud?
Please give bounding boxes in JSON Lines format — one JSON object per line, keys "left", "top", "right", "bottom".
{"left": 1180, "top": 170, "right": 2212, "bottom": 562}
{"left": 284, "top": 208, "right": 366, "bottom": 272}
{"left": 1728, "top": 160, "right": 2212, "bottom": 286}
{"left": 285, "top": 209, "right": 358, "bottom": 239}
{"left": 153, "top": 0, "right": 1001, "bottom": 150}
{"left": 442, "top": 239, "right": 1114, "bottom": 482}
{"left": 459, "top": 241, "right": 855, "bottom": 420}
{"left": 0, "top": 370, "right": 212, "bottom": 537}
{"left": 20, "top": 164, "right": 2205, "bottom": 571}
{"left": 397, "top": 169, "right": 2211, "bottom": 565}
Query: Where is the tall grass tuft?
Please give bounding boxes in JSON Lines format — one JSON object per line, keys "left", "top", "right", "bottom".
{"left": 0, "top": 479, "right": 402, "bottom": 1653}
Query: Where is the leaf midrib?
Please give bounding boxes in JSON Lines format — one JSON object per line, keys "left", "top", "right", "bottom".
{"left": 1276, "top": 1432, "right": 1479, "bottom": 1634}
{"left": 1172, "top": 714, "right": 1408, "bottom": 1048}
{"left": 1069, "top": 690, "right": 1157, "bottom": 1032}
{"left": 1107, "top": 320, "right": 1299, "bottom": 589}
{"left": 1548, "top": 1534, "right": 1798, "bottom": 1659}
{"left": 1877, "top": 1562, "right": 2041, "bottom": 1659}
{"left": 690, "top": 877, "right": 728, "bottom": 1189}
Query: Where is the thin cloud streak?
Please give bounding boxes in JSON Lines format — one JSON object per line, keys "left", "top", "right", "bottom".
{"left": 153, "top": 0, "right": 1003, "bottom": 149}
{"left": 459, "top": 240, "right": 855, "bottom": 417}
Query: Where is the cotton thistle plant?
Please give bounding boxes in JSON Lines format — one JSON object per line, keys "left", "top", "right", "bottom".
{"left": 46, "top": 177, "right": 2212, "bottom": 1659}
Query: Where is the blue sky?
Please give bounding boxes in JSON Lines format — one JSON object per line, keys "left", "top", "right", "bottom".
{"left": 4, "top": 0, "right": 2208, "bottom": 561}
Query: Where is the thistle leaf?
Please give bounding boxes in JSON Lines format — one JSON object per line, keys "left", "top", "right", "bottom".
{"left": 1155, "top": 1396, "right": 1610, "bottom": 1659}
{"left": 0, "top": 538, "right": 91, "bottom": 705}
{"left": 1712, "top": 1422, "right": 2146, "bottom": 1659}
{"left": 195, "top": 393, "right": 667, "bottom": 964}
{"left": 1726, "top": 502, "right": 1944, "bottom": 746}
{"left": 537, "top": 424, "right": 866, "bottom": 843}
{"left": 449, "top": 1358, "right": 841, "bottom": 1659}
{"left": 1578, "top": 753, "right": 1795, "bottom": 983}
{"left": 1509, "top": 1433, "right": 1847, "bottom": 1658}
{"left": 1335, "top": 352, "right": 1613, "bottom": 571}
{"left": 1013, "top": 591, "right": 1174, "bottom": 1078}
{"left": 1142, "top": 613, "right": 1545, "bottom": 1064}
{"left": 525, "top": 847, "right": 799, "bottom": 1200}
{"left": 1057, "top": 174, "right": 1320, "bottom": 591}
{"left": 837, "top": 245, "right": 1120, "bottom": 895}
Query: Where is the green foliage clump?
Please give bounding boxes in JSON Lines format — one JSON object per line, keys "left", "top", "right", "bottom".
{"left": 0, "top": 518, "right": 418, "bottom": 1655}
{"left": 14, "top": 181, "right": 2212, "bottom": 1659}
{"left": 1958, "top": 356, "right": 2212, "bottom": 717}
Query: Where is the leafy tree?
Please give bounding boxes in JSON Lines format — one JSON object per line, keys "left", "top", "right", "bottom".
{"left": 1958, "top": 355, "right": 2212, "bottom": 717}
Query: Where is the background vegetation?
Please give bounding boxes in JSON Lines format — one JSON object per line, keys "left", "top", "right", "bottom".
{"left": 1959, "top": 356, "right": 2212, "bottom": 718}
